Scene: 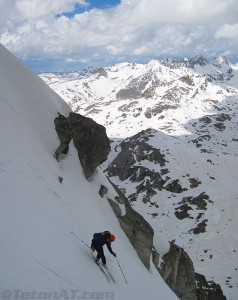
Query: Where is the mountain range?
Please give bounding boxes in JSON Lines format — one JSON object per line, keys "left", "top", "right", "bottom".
{"left": 40, "top": 54, "right": 238, "bottom": 300}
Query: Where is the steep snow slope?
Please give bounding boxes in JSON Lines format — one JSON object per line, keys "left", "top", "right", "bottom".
{"left": 0, "top": 44, "right": 179, "bottom": 300}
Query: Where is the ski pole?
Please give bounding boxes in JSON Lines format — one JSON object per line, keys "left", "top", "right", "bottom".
{"left": 71, "top": 231, "right": 91, "bottom": 249}
{"left": 116, "top": 257, "right": 128, "bottom": 285}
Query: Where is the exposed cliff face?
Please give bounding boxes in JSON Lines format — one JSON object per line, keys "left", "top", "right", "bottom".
{"left": 195, "top": 273, "right": 227, "bottom": 300}
{"left": 159, "top": 244, "right": 227, "bottom": 300}
{"left": 106, "top": 180, "right": 155, "bottom": 270}
{"left": 54, "top": 112, "right": 111, "bottom": 179}
{"left": 159, "top": 243, "right": 198, "bottom": 300}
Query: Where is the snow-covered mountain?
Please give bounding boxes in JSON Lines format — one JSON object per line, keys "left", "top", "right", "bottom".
{"left": 0, "top": 44, "right": 181, "bottom": 300}
{"left": 40, "top": 54, "right": 237, "bottom": 139}
{"left": 40, "top": 55, "right": 238, "bottom": 300}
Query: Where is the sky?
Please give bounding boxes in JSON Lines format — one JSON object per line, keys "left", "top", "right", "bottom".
{"left": 0, "top": 0, "right": 237, "bottom": 72}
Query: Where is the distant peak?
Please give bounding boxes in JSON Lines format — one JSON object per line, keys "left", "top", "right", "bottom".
{"left": 162, "top": 57, "right": 187, "bottom": 64}
{"left": 210, "top": 55, "right": 230, "bottom": 67}
{"left": 188, "top": 54, "right": 208, "bottom": 67}
{"left": 194, "top": 53, "right": 204, "bottom": 60}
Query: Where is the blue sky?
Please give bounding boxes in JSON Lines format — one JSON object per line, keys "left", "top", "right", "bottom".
{"left": 0, "top": 0, "right": 237, "bottom": 72}
{"left": 58, "top": 0, "right": 121, "bottom": 18}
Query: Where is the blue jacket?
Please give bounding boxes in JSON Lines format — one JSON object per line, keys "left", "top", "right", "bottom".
{"left": 91, "top": 234, "right": 113, "bottom": 254}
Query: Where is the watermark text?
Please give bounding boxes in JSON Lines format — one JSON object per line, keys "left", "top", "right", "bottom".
{"left": 1, "top": 289, "right": 114, "bottom": 300}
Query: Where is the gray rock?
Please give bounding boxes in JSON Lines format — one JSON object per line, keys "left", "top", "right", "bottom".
{"left": 152, "top": 247, "right": 160, "bottom": 269}
{"left": 107, "top": 149, "right": 136, "bottom": 181}
{"left": 108, "top": 179, "right": 154, "bottom": 270}
{"left": 106, "top": 129, "right": 169, "bottom": 203}
{"left": 159, "top": 243, "right": 198, "bottom": 300}
{"left": 116, "top": 86, "right": 142, "bottom": 100}
{"left": 159, "top": 244, "right": 227, "bottom": 300}
{"left": 195, "top": 273, "right": 227, "bottom": 300}
{"left": 99, "top": 185, "right": 108, "bottom": 198}
{"left": 54, "top": 113, "right": 72, "bottom": 160}
{"left": 54, "top": 112, "right": 111, "bottom": 179}
{"left": 68, "top": 113, "right": 111, "bottom": 179}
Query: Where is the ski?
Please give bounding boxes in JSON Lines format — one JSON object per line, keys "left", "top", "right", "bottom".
{"left": 91, "top": 253, "right": 111, "bottom": 282}
{"left": 102, "top": 265, "right": 116, "bottom": 283}
{"left": 97, "top": 263, "right": 112, "bottom": 282}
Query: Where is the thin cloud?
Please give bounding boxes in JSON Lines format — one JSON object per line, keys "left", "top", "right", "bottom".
{"left": 215, "top": 23, "right": 238, "bottom": 41}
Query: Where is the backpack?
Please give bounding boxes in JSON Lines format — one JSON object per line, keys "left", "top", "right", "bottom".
{"left": 93, "top": 231, "right": 111, "bottom": 239}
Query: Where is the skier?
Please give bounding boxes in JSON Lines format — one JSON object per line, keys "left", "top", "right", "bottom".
{"left": 91, "top": 231, "right": 116, "bottom": 266}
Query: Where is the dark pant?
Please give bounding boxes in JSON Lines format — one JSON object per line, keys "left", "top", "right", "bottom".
{"left": 95, "top": 246, "right": 106, "bottom": 265}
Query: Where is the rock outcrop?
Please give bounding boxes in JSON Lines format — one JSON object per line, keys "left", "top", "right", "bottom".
{"left": 106, "top": 129, "right": 170, "bottom": 203}
{"left": 159, "top": 243, "right": 197, "bottom": 300}
{"left": 107, "top": 179, "right": 155, "bottom": 270}
{"left": 159, "top": 243, "right": 227, "bottom": 300}
{"left": 54, "top": 112, "right": 111, "bottom": 179}
{"left": 196, "top": 273, "right": 227, "bottom": 300}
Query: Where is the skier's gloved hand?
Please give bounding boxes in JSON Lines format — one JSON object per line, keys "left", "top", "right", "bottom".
{"left": 112, "top": 252, "right": 117, "bottom": 257}
{"left": 91, "top": 246, "right": 95, "bottom": 252}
